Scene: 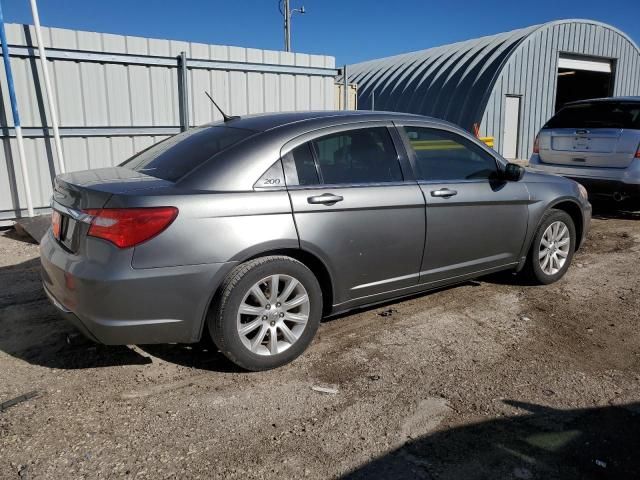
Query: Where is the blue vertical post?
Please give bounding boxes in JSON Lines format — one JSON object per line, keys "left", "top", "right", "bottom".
{"left": 0, "top": 1, "right": 34, "bottom": 217}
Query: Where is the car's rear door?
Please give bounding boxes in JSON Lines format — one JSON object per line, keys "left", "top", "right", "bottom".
{"left": 283, "top": 123, "right": 425, "bottom": 307}
{"left": 538, "top": 101, "right": 640, "bottom": 169}
{"left": 397, "top": 124, "right": 529, "bottom": 284}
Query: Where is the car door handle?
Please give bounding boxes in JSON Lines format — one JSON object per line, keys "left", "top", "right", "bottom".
{"left": 307, "top": 193, "right": 344, "bottom": 205}
{"left": 430, "top": 188, "right": 458, "bottom": 198}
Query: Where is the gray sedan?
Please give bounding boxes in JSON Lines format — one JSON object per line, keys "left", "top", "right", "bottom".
{"left": 41, "top": 111, "right": 591, "bottom": 370}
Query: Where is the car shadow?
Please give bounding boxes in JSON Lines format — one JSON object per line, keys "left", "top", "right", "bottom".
{"left": 591, "top": 200, "right": 640, "bottom": 220}
{"left": 321, "top": 280, "right": 484, "bottom": 324}
{"left": 137, "top": 342, "right": 243, "bottom": 373}
{"left": 0, "top": 257, "right": 236, "bottom": 372}
{"left": 1, "top": 226, "right": 39, "bottom": 244}
{"left": 342, "top": 400, "right": 640, "bottom": 479}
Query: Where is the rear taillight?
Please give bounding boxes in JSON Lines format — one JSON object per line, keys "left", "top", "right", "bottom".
{"left": 533, "top": 134, "right": 540, "bottom": 154}
{"left": 635, "top": 142, "right": 640, "bottom": 158}
{"left": 83, "top": 207, "right": 178, "bottom": 248}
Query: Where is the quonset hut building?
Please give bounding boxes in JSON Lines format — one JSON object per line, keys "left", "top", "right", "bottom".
{"left": 348, "top": 19, "right": 640, "bottom": 159}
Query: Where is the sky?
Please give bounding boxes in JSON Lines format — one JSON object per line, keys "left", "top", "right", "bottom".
{"left": 2, "top": 0, "right": 640, "bottom": 65}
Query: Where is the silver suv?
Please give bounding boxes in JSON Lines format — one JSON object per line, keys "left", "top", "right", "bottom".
{"left": 41, "top": 111, "right": 591, "bottom": 370}
{"left": 529, "top": 97, "right": 640, "bottom": 205}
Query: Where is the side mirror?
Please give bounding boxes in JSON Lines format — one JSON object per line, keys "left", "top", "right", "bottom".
{"left": 503, "top": 162, "right": 525, "bottom": 181}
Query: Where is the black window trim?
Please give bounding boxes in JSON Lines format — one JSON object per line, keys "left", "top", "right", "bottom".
{"left": 395, "top": 122, "right": 505, "bottom": 184}
{"left": 280, "top": 121, "right": 414, "bottom": 188}
{"left": 307, "top": 141, "right": 325, "bottom": 184}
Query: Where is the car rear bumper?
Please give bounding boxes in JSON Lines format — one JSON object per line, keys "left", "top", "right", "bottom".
{"left": 528, "top": 155, "right": 640, "bottom": 201}
{"left": 565, "top": 177, "right": 640, "bottom": 202}
{"left": 40, "top": 229, "right": 236, "bottom": 345}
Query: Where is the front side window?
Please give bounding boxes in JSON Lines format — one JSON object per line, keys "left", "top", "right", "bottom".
{"left": 403, "top": 127, "right": 497, "bottom": 181}
{"left": 310, "top": 127, "right": 403, "bottom": 185}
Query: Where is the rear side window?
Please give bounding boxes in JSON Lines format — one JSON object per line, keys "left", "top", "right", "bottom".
{"left": 545, "top": 102, "right": 640, "bottom": 129}
{"left": 121, "top": 126, "right": 255, "bottom": 181}
{"left": 403, "top": 127, "right": 497, "bottom": 181}
{"left": 289, "top": 143, "right": 320, "bottom": 186}
{"left": 309, "top": 127, "right": 403, "bottom": 185}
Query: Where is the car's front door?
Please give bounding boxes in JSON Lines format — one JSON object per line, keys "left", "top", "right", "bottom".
{"left": 398, "top": 124, "right": 530, "bottom": 284}
{"left": 283, "top": 124, "right": 425, "bottom": 308}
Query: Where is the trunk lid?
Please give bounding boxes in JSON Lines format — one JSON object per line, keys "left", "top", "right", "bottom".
{"left": 51, "top": 167, "right": 173, "bottom": 252}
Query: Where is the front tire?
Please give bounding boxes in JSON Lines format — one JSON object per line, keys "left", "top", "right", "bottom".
{"left": 522, "top": 209, "right": 576, "bottom": 285}
{"left": 208, "top": 256, "right": 322, "bottom": 371}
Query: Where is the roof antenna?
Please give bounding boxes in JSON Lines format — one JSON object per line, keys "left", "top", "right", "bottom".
{"left": 205, "top": 91, "right": 239, "bottom": 122}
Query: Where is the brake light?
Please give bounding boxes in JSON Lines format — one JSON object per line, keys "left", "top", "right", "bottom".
{"left": 83, "top": 207, "right": 178, "bottom": 248}
{"left": 635, "top": 142, "right": 640, "bottom": 158}
{"left": 533, "top": 134, "right": 540, "bottom": 154}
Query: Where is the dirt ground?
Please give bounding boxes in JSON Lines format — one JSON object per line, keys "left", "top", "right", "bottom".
{"left": 1, "top": 207, "right": 639, "bottom": 480}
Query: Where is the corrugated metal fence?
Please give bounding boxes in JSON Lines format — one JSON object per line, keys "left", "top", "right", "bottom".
{"left": 0, "top": 23, "right": 337, "bottom": 221}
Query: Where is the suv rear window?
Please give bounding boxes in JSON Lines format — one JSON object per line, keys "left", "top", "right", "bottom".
{"left": 121, "top": 126, "right": 256, "bottom": 181}
{"left": 545, "top": 102, "right": 640, "bottom": 129}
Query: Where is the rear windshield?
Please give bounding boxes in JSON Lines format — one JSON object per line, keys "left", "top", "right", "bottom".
{"left": 120, "top": 126, "right": 256, "bottom": 181}
{"left": 544, "top": 102, "right": 640, "bottom": 130}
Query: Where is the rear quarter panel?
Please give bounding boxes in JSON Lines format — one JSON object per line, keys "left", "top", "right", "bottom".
{"left": 103, "top": 190, "right": 298, "bottom": 269}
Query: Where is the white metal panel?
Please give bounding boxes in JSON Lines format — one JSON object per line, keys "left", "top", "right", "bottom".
{"left": 228, "top": 46, "right": 248, "bottom": 116}
{"left": 295, "top": 53, "right": 311, "bottom": 110}
{"left": 0, "top": 23, "right": 336, "bottom": 219}
{"left": 279, "top": 51, "right": 296, "bottom": 111}
{"left": 558, "top": 55, "right": 611, "bottom": 72}
{"left": 104, "top": 64, "right": 132, "bottom": 125}
{"left": 110, "top": 136, "right": 136, "bottom": 164}
{"left": 80, "top": 62, "right": 109, "bottom": 126}
{"left": 246, "top": 48, "right": 264, "bottom": 115}
{"left": 263, "top": 50, "right": 281, "bottom": 112}
{"left": 128, "top": 65, "right": 154, "bottom": 125}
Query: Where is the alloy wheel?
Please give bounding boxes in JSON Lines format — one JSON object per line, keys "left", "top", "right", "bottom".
{"left": 538, "top": 220, "right": 571, "bottom": 275}
{"left": 236, "top": 274, "right": 310, "bottom": 356}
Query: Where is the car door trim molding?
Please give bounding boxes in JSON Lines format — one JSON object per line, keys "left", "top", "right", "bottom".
{"left": 351, "top": 272, "right": 421, "bottom": 291}
{"left": 331, "top": 261, "right": 519, "bottom": 311}
{"left": 287, "top": 181, "right": 418, "bottom": 191}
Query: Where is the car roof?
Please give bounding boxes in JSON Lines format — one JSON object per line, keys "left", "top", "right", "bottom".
{"left": 564, "top": 96, "right": 640, "bottom": 106}
{"left": 203, "top": 110, "right": 434, "bottom": 133}
{"left": 180, "top": 109, "right": 493, "bottom": 192}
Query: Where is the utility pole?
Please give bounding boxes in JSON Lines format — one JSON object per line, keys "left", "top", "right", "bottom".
{"left": 283, "top": 0, "right": 291, "bottom": 52}
{"left": 281, "top": 0, "right": 305, "bottom": 52}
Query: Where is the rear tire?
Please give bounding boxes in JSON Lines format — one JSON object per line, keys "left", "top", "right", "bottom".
{"left": 522, "top": 209, "right": 576, "bottom": 285}
{"left": 208, "top": 256, "right": 322, "bottom": 371}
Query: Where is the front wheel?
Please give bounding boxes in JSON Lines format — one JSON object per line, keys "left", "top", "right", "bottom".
{"left": 522, "top": 209, "right": 576, "bottom": 285}
{"left": 208, "top": 256, "right": 323, "bottom": 371}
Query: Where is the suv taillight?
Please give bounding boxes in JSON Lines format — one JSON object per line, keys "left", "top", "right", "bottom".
{"left": 533, "top": 134, "right": 540, "bottom": 154}
{"left": 83, "top": 207, "right": 178, "bottom": 248}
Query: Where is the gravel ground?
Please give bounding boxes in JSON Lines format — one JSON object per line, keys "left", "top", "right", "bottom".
{"left": 1, "top": 207, "right": 639, "bottom": 480}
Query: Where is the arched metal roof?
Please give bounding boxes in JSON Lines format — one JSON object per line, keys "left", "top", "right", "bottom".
{"left": 348, "top": 19, "right": 640, "bottom": 132}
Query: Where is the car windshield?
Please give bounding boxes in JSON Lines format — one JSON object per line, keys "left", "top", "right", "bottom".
{"left": 120, "top": 126, "right": 256, "bottom": 181}
{"left": 544, "top": 102, "right": 640, "bottom": 129}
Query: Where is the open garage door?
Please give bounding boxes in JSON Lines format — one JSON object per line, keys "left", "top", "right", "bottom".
{"left": 555, "top": 54, "right": 614, "bottom": 111}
